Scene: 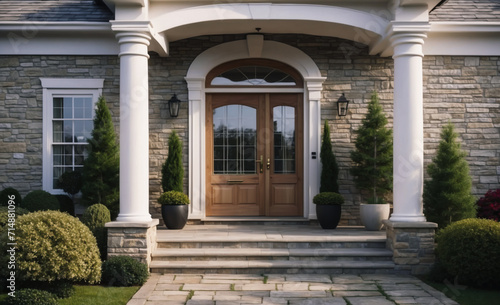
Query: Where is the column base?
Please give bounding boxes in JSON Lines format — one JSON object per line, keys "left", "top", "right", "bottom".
{"left": 116, "top": 213, "right": 153, "bottom": 223}
{"left": 390, "top": 214, "right": 426, "bottom": 222}
{"left": 105, "top": 219, "right": 159, "bottom": 266}
{"left": 383, "top": 220, "right": 438, "bottom": 275}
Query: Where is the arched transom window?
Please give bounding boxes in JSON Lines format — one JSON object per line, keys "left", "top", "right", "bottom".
{"left": 206, "top": 59, "right": 303, "bottom": 88}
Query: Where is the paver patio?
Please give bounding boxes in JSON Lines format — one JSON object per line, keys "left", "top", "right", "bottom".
{"left": 128, "top": 273, "right": 459, "bottom": 305}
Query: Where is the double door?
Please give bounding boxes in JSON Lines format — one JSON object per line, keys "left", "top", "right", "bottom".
{"left": 206, "top": 93, "right": 303, "bottom": 216}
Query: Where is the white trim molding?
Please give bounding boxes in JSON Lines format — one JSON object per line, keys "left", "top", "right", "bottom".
{"left": 185, "top": 39, "right": 325, "bottom": 220}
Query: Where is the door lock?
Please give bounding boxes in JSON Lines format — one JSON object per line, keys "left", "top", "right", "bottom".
{"left": 267, "top": 158, "right": 271, "bottom": 170}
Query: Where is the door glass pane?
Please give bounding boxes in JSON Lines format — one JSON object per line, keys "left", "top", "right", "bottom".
{"left": 273, "top": 106, "right": 295, "bottom": 174}
{"left": 213, "top": 105, "right": 257, "bottom": 174}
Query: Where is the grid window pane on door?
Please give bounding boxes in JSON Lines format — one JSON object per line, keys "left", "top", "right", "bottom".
{"left": 52, "top": 96, "right": 93, "bottom": 188}
{"left": 213, "top": 105, "right": 257, "bottom": 174}
{"left": 273, "top": 106, "right": 295, "bottom": 174}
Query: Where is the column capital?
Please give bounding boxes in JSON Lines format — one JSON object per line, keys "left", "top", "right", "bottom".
{"left": 111, "top": 21, "right": 151, "bottom": 58}
{"left": 388, "top": 22, "right": 430, "bottom": 58}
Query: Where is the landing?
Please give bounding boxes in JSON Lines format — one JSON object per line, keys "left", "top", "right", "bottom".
{"left": 156, "top": 224, "right": 386, "bottom": 243}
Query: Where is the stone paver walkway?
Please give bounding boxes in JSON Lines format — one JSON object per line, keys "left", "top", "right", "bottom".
{"left": 128, "top": 273, "right": 459, "bottom": 305}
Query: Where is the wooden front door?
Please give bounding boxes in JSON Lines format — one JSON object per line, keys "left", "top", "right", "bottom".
{"left": 206, "top": 93, "right": 303, "bottom": 216}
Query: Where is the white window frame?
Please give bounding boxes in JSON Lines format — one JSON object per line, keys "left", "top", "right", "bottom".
{"left": 40, "top": 78, "right": 104, "bottom": 194}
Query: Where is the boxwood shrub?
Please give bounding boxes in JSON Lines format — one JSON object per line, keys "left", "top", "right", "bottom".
{"left": 157, "top": 191, "right": 190, "bottom": 205}
{"left": 437, "top": 218, "right": 500, "bottom": 288}
{"left": 21, "top": 190, "right": 60, "bottom": 212}
{"left": 55, "top": 194, "right": 75, "bottom": 216}
{"left": 101, "top": 256, "right": 149, "bottom": 286}
{"left": 0, "top": 187, "right": 22, "bottom": 207}
{"left": 0, "top": 288, "right": 58, "bottom": 305}
{"left": 312, "top": 192, "right": 344, "bottom": 205}
{"left": 0, "top": 211, "right": 101, "bottom": 284}
{"left": 82, "top": 203, "right": 111, "bottom": 260}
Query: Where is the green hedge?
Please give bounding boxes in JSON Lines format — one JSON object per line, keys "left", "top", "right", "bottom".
{"left": 437, "top": 218, "right": 500, "bottom": 288}
{"left": 0, "top": 187, "right": 22, "bottom": 207}
{"left": 0, "top": 289, "right": 58, "bottom": 305}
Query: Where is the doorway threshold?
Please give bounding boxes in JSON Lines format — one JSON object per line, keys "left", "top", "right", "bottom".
{"left": 190, "top": 217, "right": 317, "bottom": 226}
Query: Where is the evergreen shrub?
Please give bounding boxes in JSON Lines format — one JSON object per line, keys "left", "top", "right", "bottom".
{"left": 20, "top": 281, "right": 75, "bottom": 299}
{"left": 0, "top": 289, "right": 58, "bottom": 305}
{"left": 22, "top": 190, "right": 60, "bottom": 212}
{"left": 350, "top": 91, "right": 393, "bottom": 202}
{"left": 157, "top": 191, "right": 190, "bottom": 205}
{"left": 82, "top": 203, "right": 111, "bottom": 260}
{"left": 58, "top": 171, "right": 82, "bottom": 196}
{"left": 0, "top": 211, "right": 101, "bottom": 284}
{"left": 82, "top": 96, "right": 119, "bottom": 219}
{"left": 312, "top": 192, "right": 344, "bottom": 205}
{"left": 423, "top": 122, "right": 476, "bottom": 229}
{"left": 101, "top": 256, "right": 149, "bottom": 286}
{"left": 437, "top": 218, "right": 500, "bottom": 288}
{"left": 320, "top": 120, "right": 339, "bottom": 193}
{"left": 161, "top": 131, "right": 184, "bottom": 192}
{"left": 476, "top": 189, "right": 500, "bottom": 221}
{"left": 0, "top": 187, "right": 22, "bottom": 207}
{"left": 55, "top": 195, "right": 75, "bottom": 216}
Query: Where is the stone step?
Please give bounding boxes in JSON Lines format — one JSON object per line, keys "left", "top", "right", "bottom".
{"left": 149, "top": 260, "right": 396, "bottom": 274}
{"left": 156, "top": 235, "right": 387, "bottom": 249}
{"left": 152, "top": 247, "right": 393, "bottom": 261}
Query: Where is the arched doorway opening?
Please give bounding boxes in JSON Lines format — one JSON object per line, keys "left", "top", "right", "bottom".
{"left": 185, "top": 39, "right": 325, "bottom": 219}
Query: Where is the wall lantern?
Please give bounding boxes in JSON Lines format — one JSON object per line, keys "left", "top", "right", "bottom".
{"left": 337, "top": 93, "right": 349, "bottom": 117}
{"left": 168, "top": 94, "right": 182, "bottom": 118}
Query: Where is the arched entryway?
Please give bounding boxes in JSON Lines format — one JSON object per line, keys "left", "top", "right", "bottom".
{"left": 185, "top": 38, "right": 325, "bottom": 219}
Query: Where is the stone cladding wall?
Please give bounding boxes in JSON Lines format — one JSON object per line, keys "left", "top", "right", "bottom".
{"left": 1, "top": 35, "right": 499, "bottom": 225}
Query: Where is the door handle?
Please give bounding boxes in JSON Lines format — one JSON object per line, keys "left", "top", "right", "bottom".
{"left": 256, "top": 155, "right": 263, "bottom": 173}
{"left": 267, "top": 158, "right": 271, "bottom": 170}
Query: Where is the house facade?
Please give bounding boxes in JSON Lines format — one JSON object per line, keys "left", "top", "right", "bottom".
{"left": 1, "top": 0, "right": 499, "bottom": 226}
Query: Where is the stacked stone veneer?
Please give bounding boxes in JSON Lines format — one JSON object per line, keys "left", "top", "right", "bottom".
{"left": 383, "top": 220, "right": 438, "bottom": 275}
{"left": 106, "top": 219, "right": 159, "bottom": 266}
{"left": 1, "top": 35, "right": 499, "bottom": 225}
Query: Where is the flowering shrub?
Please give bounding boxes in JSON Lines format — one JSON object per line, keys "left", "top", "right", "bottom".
{"left": 0, "top": 211, "right": 101, "bottom": 284}
{"left": 476, "top": 189, "right": 500, "bottom": 221}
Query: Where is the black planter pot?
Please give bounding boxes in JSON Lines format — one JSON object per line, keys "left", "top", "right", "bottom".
{"left": 161, "top": 205, "right": 189, "bottom": 230}
{"left": 316, "top": 204, "right": 342, "bottom": 229}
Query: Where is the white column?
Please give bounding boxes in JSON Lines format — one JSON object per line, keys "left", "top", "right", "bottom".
{"left": 112, "top": 22, "right": 152, "bottom": 223}
{"left": 305, "top": 77, "right": 326, "bottom": 219}
{"left": 390, "top": 28, "right": 428, "bottom": 222}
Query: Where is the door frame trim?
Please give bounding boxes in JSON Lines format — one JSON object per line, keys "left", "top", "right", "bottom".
{"left": 186, "top": 39, "right": 326, "bottom": 220}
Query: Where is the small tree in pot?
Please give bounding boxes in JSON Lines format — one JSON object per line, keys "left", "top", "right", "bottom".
{"left": 314, "top": 121, "right": 343, "bottom": 229}
{"left": 350, "top": 91, "right": 393, "bottom": 230}
{"left": 159, "top": 131, "right": 189, "bottom": 229}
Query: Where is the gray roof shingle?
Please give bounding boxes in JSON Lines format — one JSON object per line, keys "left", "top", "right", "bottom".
{"left": 0, "top": 0, "right": 114, "bottom": 22}
{"left": 430, "top": 0, "right": 500, "bottom": 22}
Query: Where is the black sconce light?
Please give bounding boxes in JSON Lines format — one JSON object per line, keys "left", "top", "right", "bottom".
{"left": 337, "top": 93, "right": 349, "bottom": 117}
{"left": 168, "top": 94, "right": 181, "bottom": 118}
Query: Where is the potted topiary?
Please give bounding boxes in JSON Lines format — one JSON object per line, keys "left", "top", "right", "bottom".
{"left": 157, "top": 191, "right": 190, "bottom": 229}
{"left": 350, "top": 91, "right": 393, "bottom": 231}
{"left": 159, "top": 131, "right": 189, "bottom": 229}
{"left": 313, "top": 192, "right": 344, "bottom": 229}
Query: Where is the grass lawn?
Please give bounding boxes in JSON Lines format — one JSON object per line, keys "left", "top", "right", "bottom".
{"left": 424, "top": 280, "right": 500, "bottom": 305}
{"left": 0, "top": 285, "right": 139, "bottom": 305}
{"left": 59, "top": 285, "right": 140, "bottom": 305}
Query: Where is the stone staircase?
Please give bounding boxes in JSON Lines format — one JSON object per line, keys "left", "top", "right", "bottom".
{"left": 149, "top": 223, "right": 395, "bottom": 274}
